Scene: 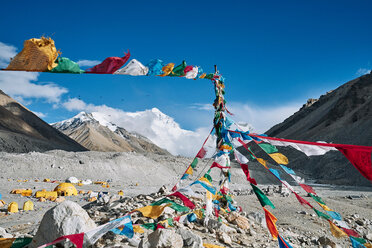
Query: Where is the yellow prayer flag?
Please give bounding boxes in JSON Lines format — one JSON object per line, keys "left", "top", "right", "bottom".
{"left": 135, "top": 203, "right": 171, "bottom": 219}
{"left": 328, "top": 220, "right": 348, "bottom": 238}
{"left": 133, "top": 225, "right": 144, "bottom": 233}
{"left": 159, "top": 63, "right": 175, "bottom": 77}
{"left": 257, "top": 158, "right": 268, "bottom": 168}
{"left": 199, "top": 176, "right": 211, "bottom": 185}
{"left": 186, "top": 166, "right": 193, "bottom": 175}
{"left": 193, "top": 209, "right": 204, "bottom": 219}
{"left": 0, "top": 238, "right": 16, "bottom": 248}
{"left": 319, "top": 203, "right": 333, "bottom": 212}
{"left": 268, "top": 153, "right": 289, "bottom": 165}
{"left": 203, "top": 243, "right": 225, "bottom": 248}
{"left": 199, "top": 73, "right": 206, "bottom": 79}
{"left": 364, "top": 243, "right": 372, "bottom": 248}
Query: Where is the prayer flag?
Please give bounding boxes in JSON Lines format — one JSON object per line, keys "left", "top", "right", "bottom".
{"left": 190, "top": 158, "right": 198, "bottom": 168}
{"left": 279, "top": 164, "right": 295, "bottom": 175}
{"left": 251, "top": 183, "right": 275, "bottom": 209}
{"left": 196, "top": 147, "right": 207, "bottom": 158}
{"left": 259, "top": 143, "right": 278, "bottom": 154}
{"left": 328, "top": 220, "right": 348, "bottom": 238}
{"left": 133, "top": 225, "right": 144, "bottom": 233}
{"left": 278, "top": 235, "right": 293, "bottom": 248}
{"left": 135, "top": 204, "right": 170, "bottom": 219}
{"left": 314, "top": 209, "right": 331, "bottom": 220}
{"left": 294, "top": 192, "right": 313, "bottom": 208}
{"left": 111, "top": 216, "right": 134, "bottom": 238}
{"left": 300, "top": 184, "right": 316, "bottom": 194}
{"left": 269, "top": 153, "right": 289, "bottom": 165}
{"left": 114, "top": 59, "right": 148, "bottom": 76}
{"left": 171, "top": 191, "right": 195, "bottom": 209}
{"left": 263, "top": 207, "right": 279, "bottom": 240}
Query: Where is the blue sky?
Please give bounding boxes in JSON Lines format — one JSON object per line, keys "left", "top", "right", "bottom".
{"left": 0, "top": 0, "right": 371, "bottom": 132}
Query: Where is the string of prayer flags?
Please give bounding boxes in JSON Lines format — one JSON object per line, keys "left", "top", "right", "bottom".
{"left": 263, "top": 207, "right": 279, "bottom": 240}
{"left": 278, "top": 235, "right": 294, "bottom": 248}
{"left": 85, "top": 51, "right": 130, "bottom": 74}
{"left": 251, "top": 183, "right": 275, "bottom": 209}
{"left": 249, "top": 134, "right": 372, "bottom": 182}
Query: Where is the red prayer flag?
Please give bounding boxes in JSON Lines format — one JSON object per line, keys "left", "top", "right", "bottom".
{"left": 294, "top": 192, "right": 313, "bottom": 208}
{"left": 211, "top": 162, "right": 231, "bottom": 169}
{"left": 86, "top": 51, "right": 130, "bottom": 74}
{"left": 239, "top": 163, "right": 257, "bottom": 185}
{"left": 156, "top": 224, "right": 165, "bottom": 229}
{"left": 336, "top": 146, "right": 372, "bottom": 182}
{"left": 38, "top": 233, "right": 85, "bottom": 248}
{"left": 341, "top": 227, "right": 360, "bottom": 237}
{"left": 299, "top": 184, "right": 316, "bottom": 194}
{"left": 196, "top": 147, "right": 206, "bottom": 159}
{"left": 170, "top": 191, "right": 195, "bottom": 209}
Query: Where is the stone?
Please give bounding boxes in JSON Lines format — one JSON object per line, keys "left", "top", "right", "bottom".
{"left": 128, "top": 236, "right": 141, "bottom": 247}
{"left": 217, "top": 231, "right": 232, "bottom": 245}
{"left": 81, "top": 179, "right": 92, "bottom": 185}
{"left": 29, "top": 200, "right": 97, "bottom": 248}
{"left": 176, "top": 228, "right": 203, "bottom": 248}
{"left": 139, "top": 229, "right": 183, "bottom": 248}
{"left": 0, "top": 227, "right": 13, "bottom": 238}
{"left": 204, "top": 218, "right": 236, "bottom": 234}
{"left": 248, "top": 211, "right": 266, "bottom": 227}
{"left": 66, "top": 176, "right": 79, "bottom": 184}
{"left": 318, "top": 236, "right": 337, "bottom": 248}
{"left": 227, "top": 212, "right": 250, "bottom": 230}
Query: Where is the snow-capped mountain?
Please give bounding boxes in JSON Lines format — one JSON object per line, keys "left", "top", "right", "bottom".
{"left": 52, "top": 111, "right": 169, "bottom": 154}
{"left": 53, "top": 108, "right": 212, "bottom": 156}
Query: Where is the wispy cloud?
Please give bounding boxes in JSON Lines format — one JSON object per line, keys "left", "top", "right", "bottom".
{"left": 76, "top": 60, "right": 101, "bottom": 67}
{"left": 0, "top": 71, "right": 68, "bottom": 103}
{"left": 32, "top": 111, "right": 46, "bottom": 118}
{"left": 0, "top": 41, "right": 17, "bottom": 68}
{"left": 356, "top": 68, "right": 371, "bottom": 76}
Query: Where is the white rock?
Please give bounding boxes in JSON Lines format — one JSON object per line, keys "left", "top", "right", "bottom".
{"left": 29, "top": 201, "right": 97, "bottom": 248}
{"left": 176, "top": 228, "right": 203, "bottom": 248}
{"left": 81, "top": 179, "right": 92, "bottom": 185}
{"left": 0, "top": 227, "right": 13, "bottom": 238}
{"left": 66, "top": 176, "right": 79, "bottom": 184}
{"left": 139, "top": 229, "right": 183, "bottom": 248}
{"left": 217, "top": 231, "right": 232, "bottom": 245}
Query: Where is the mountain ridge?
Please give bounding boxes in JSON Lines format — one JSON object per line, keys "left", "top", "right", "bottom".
{"left": 266, "top": 72, "right": 372, "bottom": 186}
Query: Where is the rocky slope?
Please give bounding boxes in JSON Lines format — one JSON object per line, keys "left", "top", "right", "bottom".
{"left": 0, "top": 90, "right": 87, "bottom": 153}
{"left": 52, "top": 112, "right": 170, "bottom": 155}
{"left": 266, "top": 72, "right": 372, "bottom": 186}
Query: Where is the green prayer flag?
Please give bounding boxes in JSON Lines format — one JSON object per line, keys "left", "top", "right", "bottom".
{"left": 50, "top": 57, "right": 85, "bottom": 74}
{"left": 205, "top": 73, "right": 214, "bottom": 79}
{"left": 248, "top": 147, "right": 256, "bottom": 160}
{"left": 204, "top": 173, "right": 213, "bottom": 183}
{"left": 10, "top": 237, "right": 32, "bottom": 248}
{"left": 169, "top": 61, "right": 186, "bottom": 77}
{"left": 167, "top": 218, "right": 174, "bottom": 227}
{"left": 141, "top": 223, "right": 156, "bottom": 231}
{"left": 258, "top": 143, "right": 278, "bottom": 154}
{"left": 250, "top": 183, "right": 275, "bottom": 209}
{"left": 151, "top": 198, "right": 173, "bottom": 206}
{"left": 190, "top": 158, "right": 198, "bottom": 168}
{"left": 309, "top": 193, "right": 325, "bottom": 205}
{"left": 314, "top": 209, "right": 330, "bottom": 220}
{"left": 151, "top": 198, "right": 189, "bottom": 212}
{"left": 350, "top": 237, "right": 367, "bottom": 244}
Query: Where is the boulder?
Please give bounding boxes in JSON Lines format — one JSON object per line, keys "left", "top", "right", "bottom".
{"left": 318, "top": 236, "right": 337, "bottom": 248}
{"left": 216, "top": 231, "right": 232, "bottom": 245}
{"left": 139, "top": 229, "right": 183, "bottom": 248}
{"left": 226, "top": 212, "right": 250, "bottom": 230}
{"left": 176, "top": 228, "right": 203, "bottom": 248}
{"left": 0, "top": 227, "right": 13, "bottom": 238}
{"left": 29, "top": 200, "right": 97, "bottom": 248}
{"left": 204, "top": 218, "right": 236, "bottom": 234}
